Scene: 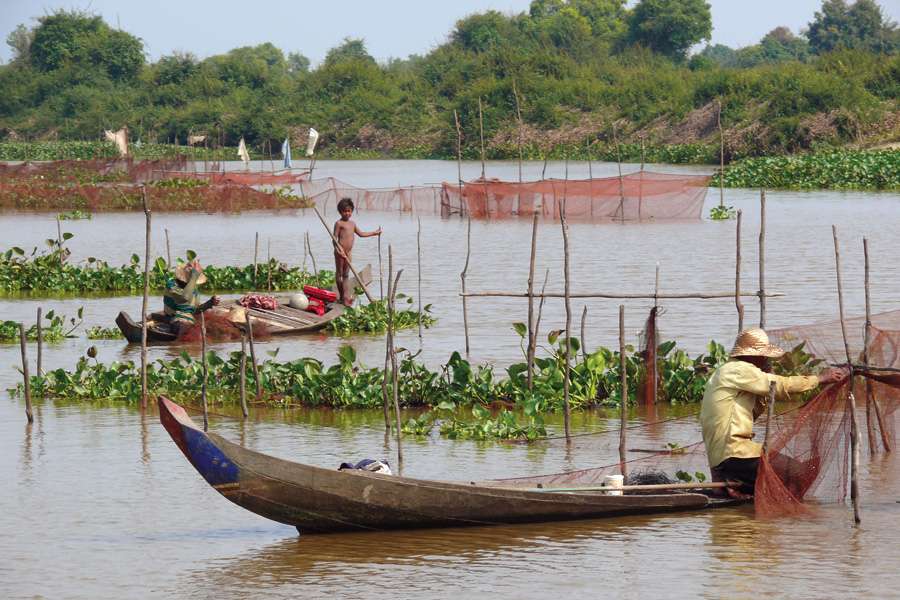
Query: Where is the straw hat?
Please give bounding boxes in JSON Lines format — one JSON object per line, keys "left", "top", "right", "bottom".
{"left": 730, "top": 328, "right": 785, "bottom": 359}
{"left": 174, "top": 260, "right": 207, "bottom": 285}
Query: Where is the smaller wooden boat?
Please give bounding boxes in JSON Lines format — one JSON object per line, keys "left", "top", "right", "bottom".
{"left": 158, "top": 396, "right": 741, "bottom": 534}
{"left": 115, "top": 311, "right": 178, "bottom": 343}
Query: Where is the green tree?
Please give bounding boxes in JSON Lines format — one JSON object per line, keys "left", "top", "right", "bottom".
{"left": 6, "top": 24, "right": 33, "bottom": 63}
{"left": 626, "top": 0, "right": 712, "bottom": 60}
{"left": 324, "top": 38, "right": 376, "bottom": 66}
{"left": 287, "top": 52, "right": 310, "bottom": 74}
{"left": 452, "top": 11, "right": 509, "bottom": 53}
{"left": 807, "top": 0, "right": 898, "bottom": 54}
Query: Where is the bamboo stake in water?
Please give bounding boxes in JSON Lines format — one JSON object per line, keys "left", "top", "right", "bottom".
{"left": 417, "top": 217, "right": 423, "bottom": 341}
{"left": 57, "top": 215, "right": 63, "bottom": 267}
{"left": 253, "top": 232, "right": 259, "bottom": 289}
{"left": 461, "top": 217, "right": 472, "bottom": 355}
{"left": 863, "top": 238, "right": 891, "bottom": 452}
{"left": 832, "top": 225, "right": 861, "bottom": 525}
{"left": 453, "top": 110, "right": 464, "bottom": 195}
{"left": 382, "top": 250, "right": 393, "bottom": 432}
{"left": 19, "top": 323, "right": 33, "bottom": 423}
{"left": 36, "top": 307, "right": 43, "bottom": 376}
{"left": 512, "top": 81, "right": 524, "bottom": 184}
{"left": 239, "top": 333, "right": 249, "bottom": 419}
{"left": 306, "top": 232, "right": 319, "bottom": 284}
{"left": 165, "top": 228, "right": 172, "bottom": 267}
{"left": 652, "top": 262, "right": 660, "bottom": 404}
{"left": 378, "top": 233, "right": 384, "bottom": 301}
{"left": 619, "top": 305, "right": 627, "bottom": 476}
{"left": 758, "top": 191, "right": 767, "bottom": 329}
{"left": 763, "top": 381, "right": 776, "bottom": 451}
{"left": 266, "top": 239, "right": 272, "bottom": 292}
{"left": 386, "top": 246, "right": 404, "bottom": 466}
{"left": 718, "top": 100, "right": 725, "bottom": 208}
{"left": 580, "top": 306, "right": 588, "bottom": 363}
{"left": 534, "top": 269, "right": 550, "bottom": 346}
{"left": 478, "top": 97, "right": 486, "bottom": 180}
{"left": 200, "top": 311, "right": 209, "bottom": 432}
{"left": 613, "top": 123, "right": 626, "bottom": 222}
{"left": 526, "top": 213, "right": 538, "bottom": 390}
{"left": 561, "top": 198, "right": 572, "bottom": 442}
{"left": 735, "top": 209, "right": 745, "bottom": 334}
{"left": 141, "top": 186, "right": 151, "bottom": 410}
{"left": 246, "top": 316, "right": 262, "bottom": 400}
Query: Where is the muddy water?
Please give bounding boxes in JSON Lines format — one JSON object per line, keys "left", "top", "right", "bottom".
{"left": 2, "top": 160, "right": 900, "bottom": 599}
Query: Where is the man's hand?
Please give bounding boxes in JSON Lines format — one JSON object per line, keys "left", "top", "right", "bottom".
{"left": 375, "top": 227, "right": 382, "bottom": 236}
{"left": 818, "top": 367, "right": 849, "bottom": 385}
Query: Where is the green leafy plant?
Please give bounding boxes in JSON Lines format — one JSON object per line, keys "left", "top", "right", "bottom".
{"left": 708, "top": 204, "right": 736, "bottom": 220}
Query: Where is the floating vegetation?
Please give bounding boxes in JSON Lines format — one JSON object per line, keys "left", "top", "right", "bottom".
{"left": 0, "top": 308, "right": 83, "bottom": 343}
{"left": 722, "top": 149, "right": 900, "bottom": 190}
{"left": 708, "top": 205, "right": 736, "bottom": 220}
{"left": 328, "top": 297, "right": 436, "bottom": 335}
{"left": 0, "top": 141, "right": 237, "bottom": 162}
{"left": 57, "top": 209, "right": 92, "bottom": 220}
{"left": 85, "top": 326, "right": 123, "bottom": 340}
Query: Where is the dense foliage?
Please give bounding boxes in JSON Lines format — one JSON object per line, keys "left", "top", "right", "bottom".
{"left": 722, "top": 149, "right": 900, "bottom": 190}
{"left": 1, "top": 3, "right": 897, "bottom": 162}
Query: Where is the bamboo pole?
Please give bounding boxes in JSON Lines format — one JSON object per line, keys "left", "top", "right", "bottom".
{"left": 652, "top": 262, "right": 660, "bottom": 404}
{"left": 141, "top": 186, "right": 151, "bottom": 410}
{"left": 57, "top": 215, "right": 63, "bottom": 267}
{"left": 387, "top": 247, "right": 404, "bottom": 466}
{"left": 718, "top": 100, "right": 725, "bottom": 208}
{"left": 613, "top": 123, "right": 626, "bottom": 223}
{"left": 832, "top": 225, "right": 861, "bottom": 525}
{"left": 461, "top": 217, "right": 472, "bottom": 355}
{"left": 619, "top": 305, "right": 627, "bottom": 476}
{"left": 266, "top": 238, "right": 272, "bottom": 292}
{"left": 735, "top": 209, "right": 745, "bottom": 334}
{"left": 453, "top": 109, "right": 464, "bottom": 193}
{"left": 311, "top": 206, "right": 375, "bottom": 303}
{"left": 378, "top": 233, "right": 384, "bottom": 301}
{"left": 534, "top": 269, "right": 550, "bottom": 340}
{"left": 382, "top": 250, "right": 393, "bottom": 432}
{"left": 306, "top": 232, "right": 319, "bottom": 284}
{"left": 758, "top": 191, "right": 766, "bottom": 329}
{"left": 417, "top": 217, "right": 423, "bottom": 341}
{"left": 763, "top": 381, "right": 776, "bottom": 450}
{"left": 165, "top": 228, "right": 172, "bottom": 267}
{"left": 478, "top": 97, "right": 486, "bottom": 180}
{"left": 19, "top": 323, "right": 33, "bottom": 424}
{"left": 863, "top": 238, "right": 891, "bottom": 452}
{"left": 512, "top": 81, "right": 524, "bottom": 184}
{"left": 239, "top": 333, "right": 249, "bottom": 419}
{"left": 246, "top": 316, "right": 262, "bottom": 400}
{"left": 462, "top": 291, "right": 782, "bottom": 300}
{"left": 36, "top": 307, "right": 43, "bottom": 376}
{"left": 200, "top": 311, "right": 209, "bottom": 432}
{"left": 580, "top": 306, "right": 588, "bottom": 363}
{"left": 561, "top": 198, "right": 572, "bottom": 442}
{"left": 526, "top": 213, "right": 538, "bottom": 390}
{"left": 253, "top": 232, "right": 259, "bottom": 289}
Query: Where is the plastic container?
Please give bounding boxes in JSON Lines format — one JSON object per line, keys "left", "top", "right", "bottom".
{"left": 602, "top": 474, "right": 624, "bottom": 496}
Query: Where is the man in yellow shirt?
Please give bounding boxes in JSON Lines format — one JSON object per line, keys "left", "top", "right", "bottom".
{"left": 700, "top": 328, "right": 847, "bottom": 498}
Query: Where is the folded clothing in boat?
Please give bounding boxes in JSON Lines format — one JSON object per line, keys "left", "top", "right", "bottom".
{"left": 306, "top": 297, "right": 326, "bottom": 316}
{"left": 238, "top": 294, "right": 278, "bottom": 310}
{"left": 303, "top": 285, "right": 338, "bottom": 304}
{"left": 338, "top": 459, "right": 392, "bottom": 475}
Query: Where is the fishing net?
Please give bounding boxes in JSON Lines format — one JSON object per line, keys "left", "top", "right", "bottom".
{"left": 0, "top": 157, "right": 188, "bottom": 184}
{"left": 302, "top": 172, "right": 709, "bottom": 221}
{"left": 175, "top": 311, "right": 272, "bottom": 343}
{"left": 441, "top": 172, "right": 709, "bottom": 221}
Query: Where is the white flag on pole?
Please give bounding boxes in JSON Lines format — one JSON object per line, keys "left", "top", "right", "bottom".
{"left": 305, "top": 128, "right": 319, "bottom": 157}
{"left": 237, "top": 137, "right": 250, "bottom": 166}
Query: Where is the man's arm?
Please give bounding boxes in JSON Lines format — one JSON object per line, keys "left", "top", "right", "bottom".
{"left": 727, "top": 362, "right": 846, "bottom": 400}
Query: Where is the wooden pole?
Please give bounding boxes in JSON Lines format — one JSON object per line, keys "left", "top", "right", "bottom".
{"left": 141, "top": 186, "right": 151, "bottom": 410}
{"left": 57, "top": 215, "right": 63, "bottom": 267}
{"left": 580, "top": 306, "right": 588, "bottom": 363}
{"left": 417, "top": 217, "right": 423, "bottom": 341}
{"left": 619, "top": 305, "right": 627, "bottom": 477}
{"left": 311, "top": 206, "right": 375, "bottom": 303}
{"left": 19, "top": 323, "right": 33, "bottom": 423}
{"left": 863, "top": 238, "right": 891, "bottom": 452}
{"left": 36, "top": 307, "right": 43, "bottom": 376}
{"left": 200, "top": 311, "right": 209, "bottom": 432}
{"left": 461, "top": 217, "right": 472, "bottom": 355}
{"left": 561, "top": 197, "right": 572, "bottom": 442}
{"left": 247, "top": 315, "right": 262, "bottom": 400}
{"left": 832, "top": 225, "right": 861, "bottom": 525}
{"left": 758, "top": 190, "right": 766, "bottom": 329}
{"left": 453, "top": 109, "right": 464, "bottom": 191}
{"left": 382, "top": 248, "right": 393, "bottom": 432}
{"left": 266, "top": 238, "right": 272, "bottom": 292}
{"left": 253, "top": 232, "right": 259, "bottom": 289}
{"left": 165, "top": 228, "right": 172, "bottom": 266}
{"left": 306, "top": 232, "right": 319, "bottom": 284}
{"left": 534, "top": 269, "right": 551, "bottom": 346}
{"left": 735, "top": 209, "right": 745, "bottom": 334}
{"left": 526, "top": 213, "right": 538, "bottom": 390}
{"left": 763, "top": 381, "right": 776, "bottom": 450}
{"left": 652, "top": 262, "right": 660, "bottom": 404}
{"left": 478, "top": 97, "right": 486, "bottom": 180}
{"left": 512, "top": 81, "right": 524, "bottom": 184}
{"left": 718, "top": 100, "right": 725, "bottom": 208}
{"left": 377, "top": 233, "right": 384, "bottom": 301}
{"left": 613, "top": 123, "right": 626, "bottom": 222}
{"left": 387, "top": 247, "right": 404, "bottom": 467}
{"left": 239, "top": 333, "right": 249, "bottom": 419}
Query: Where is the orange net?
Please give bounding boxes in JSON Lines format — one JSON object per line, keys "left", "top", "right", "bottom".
{"left": 302, "top": 172, "right": 709, "bottom": 221}
{"left": 175, "top": 312, "right": 273, "bottom": 343}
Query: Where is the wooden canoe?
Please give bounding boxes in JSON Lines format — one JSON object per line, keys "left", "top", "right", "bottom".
{"left": 231, "top": 264, "right": 372, "bottom": 335}
{"left": 115, "top": 310, "right": 178, "bottom": 343}
{"left": 158, "top": 396, "right": 739, "bottom": 534}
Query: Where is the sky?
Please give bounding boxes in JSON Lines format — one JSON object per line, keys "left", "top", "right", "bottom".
{"left": 2, "top": 0, "right": 899, "bottom": 65}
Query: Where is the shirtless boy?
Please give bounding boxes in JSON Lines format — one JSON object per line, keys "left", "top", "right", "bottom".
{"left": 333, "top": 198, "right": 381, "bottom": 305}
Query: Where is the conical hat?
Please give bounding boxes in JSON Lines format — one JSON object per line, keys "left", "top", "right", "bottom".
{"left": 174, "top": 261, "right": 207, "bottom": 285}
{"left": 730, "top": 328, "right": 785, "bottom": 359}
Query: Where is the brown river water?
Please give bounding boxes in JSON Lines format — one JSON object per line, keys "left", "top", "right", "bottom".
{"left": 2, "top": 160, "right": 900, "bottom": 599}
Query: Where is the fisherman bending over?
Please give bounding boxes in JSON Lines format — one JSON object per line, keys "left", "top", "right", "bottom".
{"left": 700, "top": 328, "right": 847, "bottom": 499}
{"left": 163, "top": 259, "right": 220, "bottom": 335}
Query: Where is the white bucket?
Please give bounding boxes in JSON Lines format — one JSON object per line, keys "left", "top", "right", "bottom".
{"left": 602, "top": 474, "right": 624, "bottom": 496}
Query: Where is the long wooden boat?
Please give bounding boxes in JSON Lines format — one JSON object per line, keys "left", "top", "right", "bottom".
{"left": 159, "top": 396, "right": 739, "bottom": 534}
{"left": 115, "top": 310, "right": 178, "bottom": 343}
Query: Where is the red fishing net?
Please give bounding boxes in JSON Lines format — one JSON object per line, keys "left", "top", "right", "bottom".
{"left": 175, "top": 311, "right": 272, "bottom": 343}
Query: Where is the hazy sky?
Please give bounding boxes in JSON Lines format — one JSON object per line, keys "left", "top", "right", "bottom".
{"left": 2, "top": 0, "right": 899, "bottom": 64}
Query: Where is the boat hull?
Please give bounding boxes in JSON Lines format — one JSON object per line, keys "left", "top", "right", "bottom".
{"left": 158, "top": 397, "right": 724, "bottom": 534}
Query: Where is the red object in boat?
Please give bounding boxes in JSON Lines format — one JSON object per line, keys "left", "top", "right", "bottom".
{"left": 303, "top": 285, "right": 337, "bottom": 304}
{"left": 305, "top": 297, "right": 326, "bottom": 316}
{"left": 238, "top": 294, "right": 278, "bottom": 310}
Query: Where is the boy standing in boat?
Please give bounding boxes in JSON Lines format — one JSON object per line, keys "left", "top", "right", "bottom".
{"left": 700, "top": 328, "right": 847, "bottom": 499}
{"left": 333, "top": 198, "right": 381, "bottom": 306}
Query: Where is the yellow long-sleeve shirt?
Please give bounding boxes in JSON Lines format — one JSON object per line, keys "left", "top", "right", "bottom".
{"left": 700, "top": 360, "right": 819, "bottom": 468}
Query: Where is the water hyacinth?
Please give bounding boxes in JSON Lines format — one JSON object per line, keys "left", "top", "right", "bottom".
{"left": 722, "top": 149, "right": 900, "bottom": 190}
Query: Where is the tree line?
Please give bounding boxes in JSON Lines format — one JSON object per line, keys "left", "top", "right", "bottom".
{"left": 1, "top": 0, "right": 897, "bottom": 160}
